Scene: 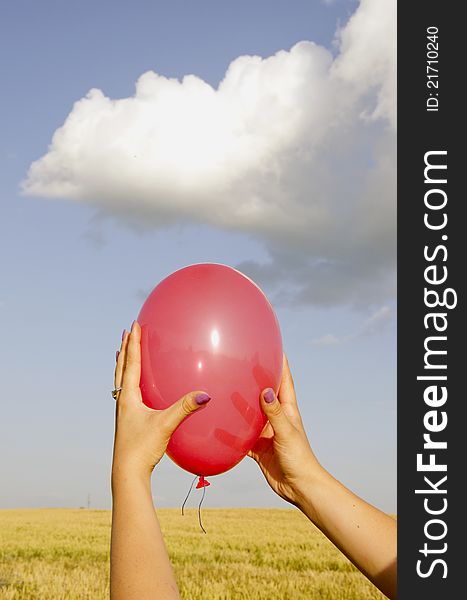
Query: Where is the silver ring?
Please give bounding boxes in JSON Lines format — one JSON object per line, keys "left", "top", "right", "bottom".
{"left": 111, "top": 387, "right": 122, "bottom": 400}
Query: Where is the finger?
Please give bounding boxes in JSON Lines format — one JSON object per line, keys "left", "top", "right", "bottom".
{"left": 255, "top": 420, "right": 274, "bottom": 441}
{"left": 278, "top": 354, "right": 306, "bottom": 426}
{"left": 161, "top": 391, "right": 211, "bottom": 435}
{"left": 246, "top": 422, "right": 273, "bottom": 461}
{"left": 121, "top": 321, "right": 142, "bottom": 391}
{"left": 247, "top": 448, "right": 259, "bottom": 462}
{"left": 259, "top": 388, "right": 293, "bottom": 439}
{"left": 114, "top": 329, "right": 129, "bottom": 390}
{"left": 248, "top": 430, "right": 273, "bottom": 461}
{"left": 278, "top": 354, "right": 297, "bottom": 407}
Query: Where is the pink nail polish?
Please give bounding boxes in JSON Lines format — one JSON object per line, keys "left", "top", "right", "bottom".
{"left": 121, "top": 329, "right": 126, "bottom": 341}
{"left": 264, "top": 389, "right": 275, "bottom": 404}
{"left": 116, "top": 350, "right": 119, "bottom": 362}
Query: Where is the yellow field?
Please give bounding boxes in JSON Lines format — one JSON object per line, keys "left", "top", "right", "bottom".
{"left": 0, "top": 508, "right": 386, "bottom": 599}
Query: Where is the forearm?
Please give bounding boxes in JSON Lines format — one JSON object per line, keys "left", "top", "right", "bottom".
{"left": 295, "top": 466, "right": 397, "bottom": 599}
{"left": 110, "top": 468, "right": 180, "bottom": 600}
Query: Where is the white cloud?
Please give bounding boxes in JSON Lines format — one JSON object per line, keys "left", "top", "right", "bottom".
{"left": 361, "top": 304, "right": 393, "bottom": 335}
{"left": 312, "top": 333, "right": 341, "bottom": 346}
{"left": 22, "top": 0, "right": 396, "bottom": 308}
{"left": 332, "top": 0, "right": 396, "bottom": 126}
{"left": 312, "top": 304, "right": 394, "bottom": 345}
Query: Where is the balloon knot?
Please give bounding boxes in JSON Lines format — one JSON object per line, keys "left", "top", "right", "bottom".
{"left": 196, "top": 475, "right": 210, "bottom": 489}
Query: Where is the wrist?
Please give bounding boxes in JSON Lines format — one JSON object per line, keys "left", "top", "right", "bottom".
{"left": 111, "top": 459, "right": 152, "bottom": 491}
{"left": 291, "top": 462, "right": 331, "bottom": 511}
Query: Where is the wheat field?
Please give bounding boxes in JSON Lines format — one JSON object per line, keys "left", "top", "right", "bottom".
{"left": 0, "top": 508, "right": 386, "bottom": 599}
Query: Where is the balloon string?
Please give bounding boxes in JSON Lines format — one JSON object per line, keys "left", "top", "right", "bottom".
{"left": 198, "top": 483, "right": 207, "bottom": 534}
{"left": 181, "top": 475, "right": 198, "bottom": 516}
{"left": 180, "top": 475, "right": 208, "bottom": 534}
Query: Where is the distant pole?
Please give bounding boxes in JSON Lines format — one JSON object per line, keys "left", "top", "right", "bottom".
{"left": 87, "top": 494, "right": 91, "bottom": 509}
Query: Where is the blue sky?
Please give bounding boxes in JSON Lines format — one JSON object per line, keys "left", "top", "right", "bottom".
{"left": 0, "top": 0, "right": 396, "bottom": 512}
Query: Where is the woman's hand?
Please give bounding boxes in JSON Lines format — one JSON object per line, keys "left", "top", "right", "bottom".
{"left": 112, "top": 321, "right": 211, "bottom": 482}
{"left": 251, "top": 355, "right": 397, "bottom": 599}
{"left": 111, "top": 321, "right": 207, "bottom": 600}
{"left": 248, "top": 354, "right": 324, "bottom": 506}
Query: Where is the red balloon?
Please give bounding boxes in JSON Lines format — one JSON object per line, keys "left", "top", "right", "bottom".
{"left": 137, "top": 263, "right": 283, "bottom": 477}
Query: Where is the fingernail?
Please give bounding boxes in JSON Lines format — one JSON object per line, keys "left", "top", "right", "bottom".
{"left": 131, "top": 320, "right": 138, "bottom": 331}
{"left": 264, "top": 388, "right": 275, "bottom": 404}
{"left": 195, "top": 393, "right": 211, "bottom": 406}
{"left": 121, "top": 329, "right": 126, "bottom": 341}
{"left": 116, "top": 350, "right": 119, "bottom": 363}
